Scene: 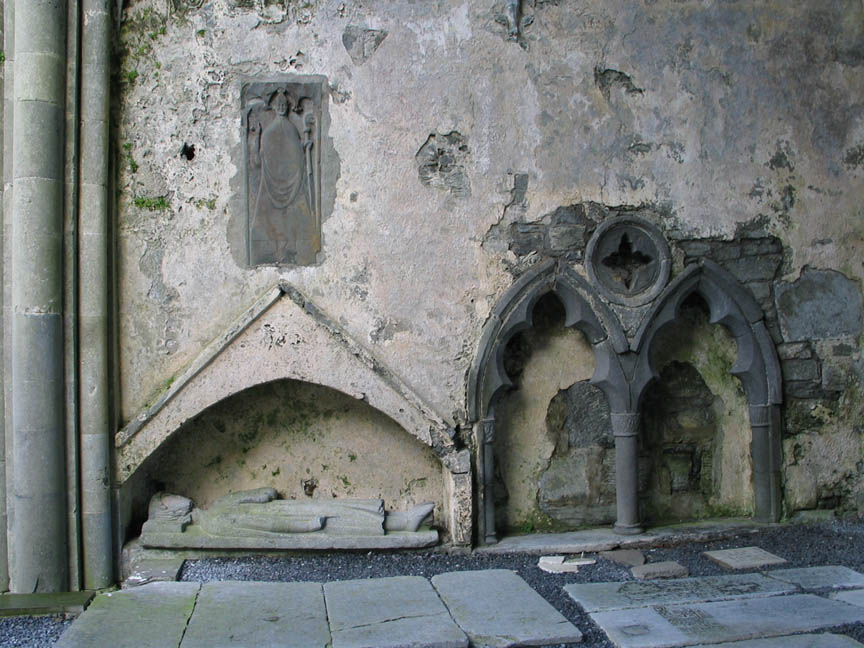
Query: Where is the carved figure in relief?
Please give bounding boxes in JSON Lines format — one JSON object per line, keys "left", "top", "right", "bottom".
{"left": 248, "top": 88, "right": 320, "bottom": 265}
{"left": 141, "top": 488, "right": 438, "bottom": 549}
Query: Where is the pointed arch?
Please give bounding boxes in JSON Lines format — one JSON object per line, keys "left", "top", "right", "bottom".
{"left": 631, "top": 260, "right": 784, "bottom": 522}
{"left": 466, "top": 260, "right": 626, "bottom": 543}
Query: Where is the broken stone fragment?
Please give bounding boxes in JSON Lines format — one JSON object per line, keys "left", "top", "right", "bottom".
{"left": 599, "top": 549, "right": 646, "bottom": 567}
{"left": 631, "top": 561, "right": 689, "bottom": 580}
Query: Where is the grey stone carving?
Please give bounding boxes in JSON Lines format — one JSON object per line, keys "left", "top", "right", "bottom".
{"left": 244, "top": 80, "right": 323, "bottom": 266}
{"left": 468, "top": 225, "right": 784, "bottom": 543}
{"left": 141, "top": 488, "right": 438, "bottom": 550}
{"left": 586, "top": 216, "right": 671, "bottom": 306}
{"left": 495, "top": 0, "right": 533, "bottom": 49}
{"left": 342, "top": 25, "right": 388, "bottom": 65}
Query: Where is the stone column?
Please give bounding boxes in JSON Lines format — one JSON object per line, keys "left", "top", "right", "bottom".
{"left": 611, "top": 412, "right": 642, "bottom": 535}
{"left": 476, "top": 418, "right": 498, "bottom": 544}
{"left": 750, "top": 404, "right": 782, "bottom": 523}
{"left": 78, "top": 0, "right": 113, "bottom": 589}
{"left": 9, "top": 0, "right": 68, "bottom": 592}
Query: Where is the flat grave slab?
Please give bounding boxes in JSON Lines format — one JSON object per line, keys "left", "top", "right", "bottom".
{"left": 694, "top": 634, "right": 864, "bottom": 648}
{"left": 55, "top": 582, "right": 200, "bottom": 648}
{"left": 764, "top": 566, "right": 864, "bottom": 590}
{"left": 324, "top": 575, "right": 467, "bottom": 648}
{"left": 432, "top": 569, "right": 583, "bottom": 647}
{"left": 180, "top": 581, "right": 330, "bottom": 648}
{"left": 590, "top": 593, "right": 864, "bottom": 648}
{"left": 833, "top": 589, "right": 864, "bottom": 608}
{"left": 703, "top": 547, "right": 787, "bottom": 570}
{"left": 565, "top": 573, "right": 795, "bottom": 612}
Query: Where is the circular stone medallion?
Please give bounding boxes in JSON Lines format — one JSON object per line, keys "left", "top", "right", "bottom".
{"left": 585, "top": 216, "right": 671, "bottom": 306}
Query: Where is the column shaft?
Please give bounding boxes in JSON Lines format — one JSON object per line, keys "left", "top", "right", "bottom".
{"left": 612, "top": 412, "right": 642, "bottom": 535}
{"left": 9, "top": 0, "right": 68, "bottom": 593}
{"left": 78, "top": 0, "right": 113, "bottom": 589}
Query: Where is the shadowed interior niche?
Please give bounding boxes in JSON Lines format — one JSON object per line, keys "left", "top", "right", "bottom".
{"left": 640, "top": 293, "right": 753, "bottom": 524}
{"left": 135, "top": 379, "right": 444, "bottom": 536}
{"left": 494, "top": 293, "right": 609, "bottom": 534}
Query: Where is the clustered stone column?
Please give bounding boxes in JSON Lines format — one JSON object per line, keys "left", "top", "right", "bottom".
{"left": 4, "top": 0, "right": 114, "bottom": 593}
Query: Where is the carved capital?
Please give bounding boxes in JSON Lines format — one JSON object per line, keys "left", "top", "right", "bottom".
{"left": 480, "top": 418, "right": 496, "bottom": 444}
{"left": 748, "top": 404, "right": 772, "bottom": 428}
{"left": 611, "top": 412, "right": 640, "bottom": 437}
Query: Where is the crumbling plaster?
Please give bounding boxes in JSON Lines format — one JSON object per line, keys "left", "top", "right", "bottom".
{"left": 114, "top": 0, "right": 864, "bottom": 520}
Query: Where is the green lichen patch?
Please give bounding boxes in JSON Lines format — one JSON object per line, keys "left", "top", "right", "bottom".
{"left": 132, "top": 195, "right": 170, "bottom": 211}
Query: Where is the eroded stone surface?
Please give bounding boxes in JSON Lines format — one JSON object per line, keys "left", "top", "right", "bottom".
{"left": 181, "top": 581, "right": 330, "bottom": 648}
{"left": 631, "top": 561, "right": 690, "bottom": 580}
{"left": 432, "top": 570, "right": 582, "bottom": 647}
{"left": 600, "top": 549, "right": 646, "bottom": 567}
{"left": 55, "top": 582, "right": 200, "bottom": 648}
{"left": 565, "top": 573, "right": 794, "bottom": 613}
{"left": 775, "top": 269, "right": 863, "bottom": 342}
{"left": 833, "top": 589, "right": 864, "bottom": 608}
{"left": 696, "top": 634, "right": 864, "bottom": 648}
{"left": 764, "top": 566, "right": 864, "bottom": 590}
{"left": 324, "top": 576, "right": 467, "bottom": 648}
{"left": 590, "top": 594, "right": 864, "bottom": 648}
{"left": 703, "top": 547, "right": 787, "bottom": 570}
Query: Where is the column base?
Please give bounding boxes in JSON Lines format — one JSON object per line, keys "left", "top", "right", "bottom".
{"left": 483, "top": 533, "right": 498, "bottom": 545}
{"left": 613, "top": 523, "right": 644, "bottom": 536}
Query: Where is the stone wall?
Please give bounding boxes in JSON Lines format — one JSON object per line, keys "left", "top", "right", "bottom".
{"left": 112, "top": 0, "right": 864, "bottom": 532}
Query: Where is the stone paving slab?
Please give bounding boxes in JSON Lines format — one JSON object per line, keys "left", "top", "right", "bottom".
{"left": 764, "top": 566, "right": 864, "bottom": 590}
{"left": 632, "top": 562, "right": 689, "bottom": 580}
{"left": 180, "top": 581, "right": 330, "bottom": 648}
{"left": 590, "top": 593, "right": 864, "bottom": 648}
{"left": 432, "top": 569, "right": 583, "bottom": 647}
{"left": 324, "top": 575, "right": 468, "bottom": 648}
{"left": 0, "top": 591, "right": 93, "bottom": 616}
{"left": 475, "top": 521, "right": 766, "bottom": 555}
{"left": 124, "top": 557, "right": 186, "bottom": 588}
{"left": 55, "top": 582, "right": 200, "bottom": 648}
{"left": 601, "top": 549, "right": 646, "bottom": 567}
{"left": 703, "top": 547, "right": 787, "bottom": 570}
{"left": 694, "top": 634, "right": 864, "bottom": 648}
{"left": 565, "top": 573, "right": 795, "bottom": 612}
{"left": 833, "top": 589, "right": 864, "bottom": 608}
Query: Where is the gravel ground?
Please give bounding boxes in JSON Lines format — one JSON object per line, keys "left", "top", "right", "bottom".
{"left": 0, "top": 615, "right": 73, "bottom": 648}
{"left": 3, "top": 519, "right": 863, "bottom": 647}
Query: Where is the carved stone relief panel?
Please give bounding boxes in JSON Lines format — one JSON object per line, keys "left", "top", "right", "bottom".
{"left": 586, "top": 216, "right": 671, "bottom": 306}
{"left": 244, "top": 79, "right": 324, "bottom": 266}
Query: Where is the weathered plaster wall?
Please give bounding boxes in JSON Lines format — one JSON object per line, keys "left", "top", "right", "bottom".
{"left": 115, "top": 0, "right": 864, "bottom": 522}
{"left": 144, "top": 379, "right": 444, "bottom": 517}
{"left": 493, "top": 296, "right": 595, "bottom": 532}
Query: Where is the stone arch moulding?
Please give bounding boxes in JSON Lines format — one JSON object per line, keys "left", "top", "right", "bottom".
{"left": 466, "top": 259, "right": 628, "bottom": 544}
{"left": 115, "top": 282, "right": 472, "bottom": 546}
{"left": 629, "top": 260, "right": 784, "bottom": 524}
{"left": 468, "top": 256, "right": 784, "bottom": 544}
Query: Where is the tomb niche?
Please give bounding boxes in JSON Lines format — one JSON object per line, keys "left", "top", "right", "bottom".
{"left": 139, "top": 379, "right": 445, "bottom": 547}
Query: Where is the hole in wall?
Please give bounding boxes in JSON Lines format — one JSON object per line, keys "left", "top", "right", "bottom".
{"left": 180, "top": 143, "right": 196, "bottom": 161}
